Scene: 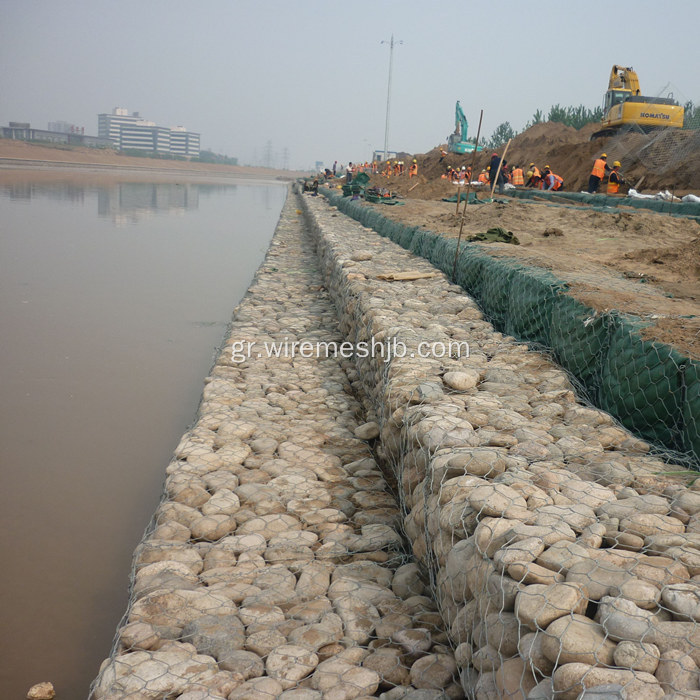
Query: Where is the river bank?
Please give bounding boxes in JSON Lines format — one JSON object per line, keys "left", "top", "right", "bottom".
{"left": 91, "top": 186, "right": 700, "bottom": 699}
{"left": 0, "top": 137, "right": 306, "bottom": 182}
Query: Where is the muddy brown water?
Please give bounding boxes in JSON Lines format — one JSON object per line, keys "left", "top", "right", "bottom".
{"left": 0, "top": 169, "right": 286, "bottom": 698}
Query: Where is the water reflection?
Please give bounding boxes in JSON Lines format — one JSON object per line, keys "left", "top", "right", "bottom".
{"left": 0, "top": 169, "right": 286, "bottom": 698}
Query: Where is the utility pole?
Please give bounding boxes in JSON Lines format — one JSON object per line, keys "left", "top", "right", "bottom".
{"left": 381, "top": 34, "right": 402, "bottom": 162}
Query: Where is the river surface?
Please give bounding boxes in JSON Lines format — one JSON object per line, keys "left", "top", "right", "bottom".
{"left": 0, "top": 168, "right": 287, "bottom": 698}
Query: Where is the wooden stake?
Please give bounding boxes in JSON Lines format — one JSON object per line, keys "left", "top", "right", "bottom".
{"left": 452, "top": 110, "right": 483, "bottom": 281}
{"left": 489, "top": 138, "right": 512, "bottom": 199}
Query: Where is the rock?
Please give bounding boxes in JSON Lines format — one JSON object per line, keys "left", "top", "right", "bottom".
{"left": 355, "top": 422, "right": 380, "bottom": 440}
{"left": 515, "top": 583, "right": 588, "bottom": 632}
{"left": 541, "top": 614, "right": 616, "bottom": 666}
{"left": 129, "top": 588, "right": 237, "bottom": 628}
{"left": 181, "top": 613, "right": 245, "bottom": 663}
{"left": 218, "top": 649, "right": 264, "bottom": 676}
{"left": 494, "top": 657, "right": 537, "bottom": 699}
{"left": 362, "top": 648, "right": 411, "bottom": 687}
{"left": 596, "top": 596, "right": 656, "bottom": 643}
{"left": 494, "top": 536, "right": 546, "bottom": 571}
{"left": 508, "top": 562, "right": 564, "bottom": 586}
{"left": 618, "top": 578, "right": 661, "bottom": 610}
{"left": 227, "top": 676, "right": 285, "bottom": 699}
{"left": 265, "top": 645, "right": 319, "bottom": 689}
{"left": 655, "top": 648, "right": 699, "bottom": 693}
{"left": 443, "top": 370, "right": 480, "bottom": 392}
{"left": 518, "top": 631, "right": 554, "bottom": 676}
{"left": 333, "top": 595, "right": 380, "bottom": 644}
{"left": 613, "top": 641, "right": 660, "bottom": 673}
{"left": 552, "top": 663, "right": 663, "bottom": 700}
{"left": 312, "top": 658, "right": 381, "bottom": 698}
{"left": 409, "top": 653, "right": 457, "bottom": 690}
{"left": 619, "top": 513, "right": 685, "bottom": 539}
{"left": 93, "top": 643, "right": 219, "bottom": 698}
{"left": 392, "top": 563, "right": 426, "bottom": 600}
{"left": 661, "top": 583, "right": 700, "bottom": 622}
{"left": 26, "top": 683, "right": 55, "bottom": 700}
{"left": 245, "top": 628, "right": 287, "bottom": 656}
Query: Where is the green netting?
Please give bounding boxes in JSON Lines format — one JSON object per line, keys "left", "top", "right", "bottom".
{"left": 684, "top": 362, "right": 700, "bottom": 460}
{"left": 599, "top": 316, "right": 685, "bottom": 449}
{"left": 320, "top": 185, "right": 699, "bottom": 464}
{"left": 550, "top": 295, "right": 610, "bottom": 389}
{"left": 505, "top": 266, "right": 568, "bottom": 347}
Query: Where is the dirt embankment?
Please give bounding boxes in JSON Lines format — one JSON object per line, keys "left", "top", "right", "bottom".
{"left": 338, "top": 122, "right": 700, "bottom": 358}
{"left": 0, "top": 138, "right": 305, "bottom": 181}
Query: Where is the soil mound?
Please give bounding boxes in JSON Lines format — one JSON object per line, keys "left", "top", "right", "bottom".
{"left": 372, "top": 121, "right": 700, "bottom": 198}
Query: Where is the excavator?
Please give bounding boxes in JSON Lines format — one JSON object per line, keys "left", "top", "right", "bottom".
{"left": 591, "top": 64, "right": 684, "bottom": 138}
{"left": 447, "top": 101, "right": 482, "bottom": 153}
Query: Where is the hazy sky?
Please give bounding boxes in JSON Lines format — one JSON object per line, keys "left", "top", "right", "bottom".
{"left": 1, "top": 0, "right": 698, "bottom": 170}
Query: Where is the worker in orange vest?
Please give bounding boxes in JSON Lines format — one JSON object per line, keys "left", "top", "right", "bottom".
{"left": 409, "top": 159, "right": 418, "bottom": 178}
{"left": 607, "top": 160, "right": 625, "bottom": 194}
{"left": 511, "top": 165, "right": 524, "bottom": 186}
{"left": 543, "top": 167, "right": 564, "bottom": 191}
{"left": 477, "top": 169, "right": 489, "bottom": 184}
{"left": 525, "top": 163, "right": 542, "bottom": 188}
{"left": 588, "top": 153, "right": 610, "bottom": 193}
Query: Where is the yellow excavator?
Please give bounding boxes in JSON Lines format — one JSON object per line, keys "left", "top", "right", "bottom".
{"left": 592, "top": 64, "right": 684, "bottom": 138}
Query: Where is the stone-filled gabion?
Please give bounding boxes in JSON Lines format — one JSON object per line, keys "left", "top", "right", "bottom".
{"left": 302, "top": 192, "right": 700, "bottom": 700}
{"left": 91, "top": 190, "right": 461, "bottom": 700}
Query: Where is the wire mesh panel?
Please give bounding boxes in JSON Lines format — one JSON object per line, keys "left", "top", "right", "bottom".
{"left": 309, "top": 191, "right": 700, "bottom": 699}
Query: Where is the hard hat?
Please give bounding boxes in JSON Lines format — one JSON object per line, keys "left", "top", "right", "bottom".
{"left": 613, "top": 160, "right": 621, "bottom": 167}
{"left": 544, "top": 164, "right": 550, "bottom": 169}
{"left": 529, "top": 162, "right": 535, "bottom": 166}
{"left": 492, "top": 152, "right": 498, "bottom": 157}
{"left": 486, "top": 166, "right": 490, "bottom": 170}
{"left": 413, "top": 159, "right": 417, "bottom": 162}
{"left": 601, "top": 153, "right": 607, "bottom": 158}
{"left": 461, "top": 166, "right": 466, "bottom": 170}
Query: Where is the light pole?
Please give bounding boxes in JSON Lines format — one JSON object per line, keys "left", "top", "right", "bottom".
{"left": 381, "top": 34, "right": 402, "bottom": 162}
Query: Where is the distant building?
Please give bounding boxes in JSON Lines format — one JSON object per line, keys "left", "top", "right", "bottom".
{"left": 1, "top": 121, "right": 111, "bottom": 148}
{"left": 97, "top": 108, "right": 200, "bottom": 157}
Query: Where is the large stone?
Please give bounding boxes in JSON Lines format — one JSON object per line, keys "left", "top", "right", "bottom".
{"left": 552, "top": 663, "right": 663, "bottom": 700}
{"left": 515, "top": 583, "right": 588, "bottom": 632}
{"left": 265, "top": 645, "right": 319, "bottom": 689}
{"left": 129, "top": 589, "right": 237, "bottom": 629}
{"left": 181, "top": 613, "right": 245, "bottom": 662}
{"left": 409, "top": 653, "right": 457, "bottom": 690}
{"left": 655, "top": 648, "right": 700, "bottom": 693}
{"left": 661, "top": 583, "right": 700, "bottom": 622}
{"left": 613, "top": 641, "right": 660, "bottom": 674}
{"left": 541, "top": 614, "right": 616, "bottom": 666}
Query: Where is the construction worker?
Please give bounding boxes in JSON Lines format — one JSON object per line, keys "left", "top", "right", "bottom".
{"left": 477, "top": 169, "right": 489, "bottom": 184}
{"left": 409, "top": 159, "right": 418, "bottom": 178}
{"left": 543, "top": 167, "right": 564, "bottom": 191}
{"left": 607, "top": 161, "right": 625, "bottom": 194}
{"left": 526, "top": 162, "right": 542, "bottom": 188}
{"left": 511, "top": 164, "right": 524, "bottom": 186}
{"left": 439, "top": 148, "right": 448, "bottom": 162}
{"left": 525, "top": 164, "right": 542, "bottom": 189}
{"left": 588, "top": 153, "right": 610, "bottom": 193}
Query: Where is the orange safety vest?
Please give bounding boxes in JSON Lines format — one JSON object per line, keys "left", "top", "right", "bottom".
{"left": 546, "top": 173, "right": 564, "bottom": 191}
{"left": 607, "top": 170, "right": 622, "bottom": 194}
{"left": 512, "top": 168, "right": 524, "bottom": 186}
{"left": 531, "top": 166, "right": 541, "bottom": 179}
{"left": 478, "top": 172, "right": 488, "bottom": 183}
{"left": 409, "top": 164, "right": 418, "bottom": 177}
{"left": 591, "top": 159, "right": 607, "bottom": 179}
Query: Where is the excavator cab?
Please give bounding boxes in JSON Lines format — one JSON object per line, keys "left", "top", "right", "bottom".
{"left": 593, "top": 64, "right": 684, "bottom": 138}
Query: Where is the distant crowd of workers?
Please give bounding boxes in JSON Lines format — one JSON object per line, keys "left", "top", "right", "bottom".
{"left": 437, "top": 150, "right": 624, "bottom": 196}
{"left": 328, "top": 151, "right": 624, "bottom": 195}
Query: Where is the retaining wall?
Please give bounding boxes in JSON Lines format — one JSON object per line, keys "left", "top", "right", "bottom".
{"left": 321, "top": 190, "right": 700, "bottom": 467}
{"left": 91, "top": 187, "right": 700, "bottom": 700}
{"left": 303, "top": 192, "right": 700, "bottom": 699}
